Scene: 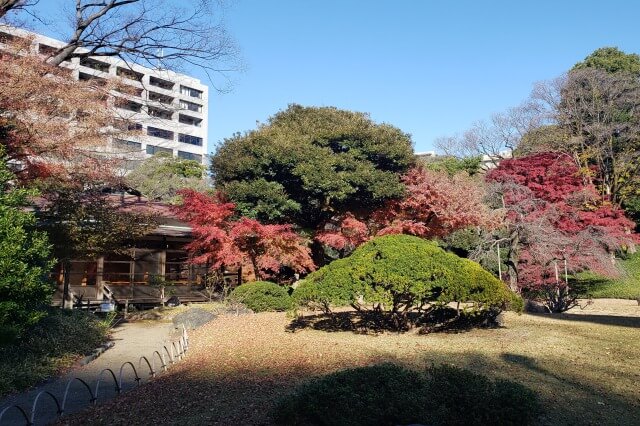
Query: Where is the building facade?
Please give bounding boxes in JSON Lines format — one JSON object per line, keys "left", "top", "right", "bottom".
{"left": 0, "top": 26, "right": 209, "bottom": 167}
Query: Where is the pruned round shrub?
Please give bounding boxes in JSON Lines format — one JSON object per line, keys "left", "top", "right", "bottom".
{"left": 229, "top": 281, "right": 292, "bottom": 312}
{"left": 272, "top": 363, "right": 540, "bottom": 426}
{"left": 292, "top": 235, "right": 521, "bottom": 330}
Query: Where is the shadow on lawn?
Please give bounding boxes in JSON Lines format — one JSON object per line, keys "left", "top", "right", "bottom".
{"left": 527, "top": 312, "right": 640, "bottom": 328}
{"left": 287, "top": 310, "right": 499, "bottom": 334}
{"left": 58, "top": 349, "right": 640, "bottom": 426}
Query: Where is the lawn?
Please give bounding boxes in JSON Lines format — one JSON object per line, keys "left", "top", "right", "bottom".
{"left": 574, "top": 252, "right": 640, "bottom": 299}
{"left": 62, "top": 299, "right": 640, "bottom": 426}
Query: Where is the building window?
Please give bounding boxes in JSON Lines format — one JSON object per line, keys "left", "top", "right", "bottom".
{"left": 114, "top": 139, "right": 142, "bottom": 151}
{"left": 148, "top": 106, "right": 173, "bottom": 120}
{"left": 179, "top": 100, "right": 202, "bottom": 113}
{"left": 115, "top": 98, "right": 143, "bottom": 113}
{"left": 178, "top": 134, "right": 203, "bottom": 146}
{"left": 0, "top": 32, "right": 19, "bottom": 44}
{"left": 178, "top": 114, "right": 202, "bottom": 127}
{"left": 80, "top": 57, "right": 111, "bottom": 72}
{"left": 79, "top": 72, "right": 107, "bottom": 86}
{"left": 178, "top": 151, "right": 202, "bottom": 162}
{"left": 146, "top": 144, "right": 173, "bottom": 156}
{"left": 116, "top": 66, "right": 144, "bottom": 82}
{"left": 149, "top": 76, "right": 174, "bottom": 90}
{"left": 38, "top": 43, "right": 58, "bottom": 56}
{"left": 114, "top": 84, "right": 143, "bottom": 97}
{"left": 147, "top": 126, "right": 174, "bottom": 140}
{"left": 180, "top": 85, "right": 203, "bottom": 99}
{"left": 114, "top": 119, "right": 142, "bottom": 131}
{"left": 148, "top": 91, "right": 174, "bottom": 105}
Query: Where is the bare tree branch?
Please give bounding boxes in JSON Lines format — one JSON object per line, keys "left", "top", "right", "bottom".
{"left": 41, "top": 0, "right": 240, "bottom": 91}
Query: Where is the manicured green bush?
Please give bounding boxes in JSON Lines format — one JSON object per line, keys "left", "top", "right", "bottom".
{"left": 0, "top": 309, "right": 112, "bottom": 396}
{"left": 229, "top": 281, "right": 292, "bottom": 312}
{"left": 272, "top": 363, "right": 540, "bottom": 426}
{"left": 292, "top": 235, "right": 521, "bottom": 330}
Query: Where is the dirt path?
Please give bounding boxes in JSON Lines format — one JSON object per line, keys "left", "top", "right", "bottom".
{"left": 0, "top": 321, "right": 180, "bottom": 426}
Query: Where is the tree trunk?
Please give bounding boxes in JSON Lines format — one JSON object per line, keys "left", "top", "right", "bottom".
{"left": 47, "top": 44, "right": 78, "bottom": 66}
{"left": 0, "top": 0, "right": 21, "bottom": 18}
{"left": 506, "top": 228, "right": 520, "bottom": 292}
{"left": 62, "top": 260, "right": 73, "bottom": 309}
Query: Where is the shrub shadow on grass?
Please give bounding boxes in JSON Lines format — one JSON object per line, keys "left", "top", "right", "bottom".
{"left": 287, "top": 308, "right": 503, "bottom": 334}
{"left": 527, "top": 312, "right": 640, "bottom": 328}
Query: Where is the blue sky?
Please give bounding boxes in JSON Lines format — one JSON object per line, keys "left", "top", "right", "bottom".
{"left": 16, "top": 0, "right": 640, "bottom": 154}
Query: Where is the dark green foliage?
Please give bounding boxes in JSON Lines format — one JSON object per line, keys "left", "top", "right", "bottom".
{"left": 573, "top": 47, "right": 640, "bottom": 74}
{"left": 229, "top": 281, "right": 292, "bottom": 312}
{"left": 0, "top": 309, "right": 111, "bottom": 396}
{"left": 293, "top": 235, "right": 521, "bottom": 330}
{"left": 211, "top": 104, "right": 415, "bottom": 227}
{"left": 422, "top": 155, "right": 482, "bottom": 176}
{"left": 622, "top": 196, "right": 640, "bottom": 229}
{"left": 0, "top": 155, "right": 54, "bottom": 340}
{"left": 272, "top": 363, "right": 540, "bottom": 426}
{"left": 125, "top": 152, "right": 209, "bottom": 203}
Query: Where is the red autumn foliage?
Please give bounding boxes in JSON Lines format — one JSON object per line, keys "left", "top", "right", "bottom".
{"left": 0, "top": 39, "right": 137, "bottom": 186}
{"left": 316, "top": 167, "right": 496, "bottom": 254}
{"left": 315, "top": 213, "right": 370, "bottom": 253}
{"left": 175, "top": 189, "right": 316, "bottom": 280}
{"left": 487, "top": 153, "right": 637, "bottom": 290}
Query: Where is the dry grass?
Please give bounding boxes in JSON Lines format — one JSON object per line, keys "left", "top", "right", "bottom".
{"left": 62, "top": 299, "right": 640, "bottom": 425}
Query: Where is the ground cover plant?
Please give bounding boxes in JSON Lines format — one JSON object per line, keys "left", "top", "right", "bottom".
{"left": 229, "top": 281, "right": 292, "bottom": 312}
{"left": 272, "top": 363, "right": 540, "bottom": 426}
{"left": 572, "top": 252, "right": 640, "bottom": 299}
{"left": 293, "top": 234, "right": 522, "bottom": 331}
{"left": 61, "top": 300, "right": 640, "bottom": 425}
{"left": 0, "top": 309, "right": 111, "bottom": 397}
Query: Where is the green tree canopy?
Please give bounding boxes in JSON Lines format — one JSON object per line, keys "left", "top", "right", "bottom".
{"left": 573, "top": 47, "right": 640, "bottom": 74}
{"left": 211, "top": 104, "right": 415, "bottom": 226}
{"left": 0, "top": 154, "right": 54, "bottom": 340}
{"left": 125, "top": 153, "right": 209, "bottom": 204}
{"left": 420, "top": 155, "right": 482, "bottom": 176}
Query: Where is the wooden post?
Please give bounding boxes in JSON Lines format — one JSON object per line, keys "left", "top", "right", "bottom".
{"left": 159, "top": 249, "right": 166, "bottom": 281}
{"left": 96, "top": 256, "right": 105, "bottom": 301}
{"left": 496, "top": 243, "right": 502, "bottom": 280}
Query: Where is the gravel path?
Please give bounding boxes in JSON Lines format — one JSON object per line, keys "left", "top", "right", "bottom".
{"left": 0, "top": 321, "right": 180, "bottom": 426}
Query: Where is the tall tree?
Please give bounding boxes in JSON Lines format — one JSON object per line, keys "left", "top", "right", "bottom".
{"left": 125, "top": 153, "right": 209, "bottom": 204}
{"left": 211, "top": 104, "right": 415, "bottom": 228}
{"left": 484, "top": 153, "right": 637, "bottom": 311}
{"left": 435, "top": 100, "right": 547, "bottom": 164}
{"left": 0, "top": 149, "right": 53, "bottom": 338}
{"left": 0, "top": 43, "right": 130, "bottom": 185}
{"left": 573, "top": 47, "right": 640, "bottom": 74}
{"left": 556, "top": 67, "right": 640, "bottom": 204}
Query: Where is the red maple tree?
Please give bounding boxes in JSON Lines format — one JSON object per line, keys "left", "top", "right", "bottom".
{"left": 316, "top": 167, "right": 496, "bottom": 255}
{"left": 175, "top": 189, "right": 315, "bottom": 281}
{"left": 487, "top": 153, "right": 637, "bottom": 310}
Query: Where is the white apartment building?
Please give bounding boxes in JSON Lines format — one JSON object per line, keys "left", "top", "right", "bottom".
{"left": 0, "top": 26, "right": 209, "bottom": 167}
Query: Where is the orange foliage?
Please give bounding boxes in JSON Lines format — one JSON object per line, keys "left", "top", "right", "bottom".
{"left": 0, "top": 38, "right": 135, "bottom": 186}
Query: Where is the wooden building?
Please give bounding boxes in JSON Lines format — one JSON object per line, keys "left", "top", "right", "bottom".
{"left": 51, "top": 195, "right": 239, "bottom": 308}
